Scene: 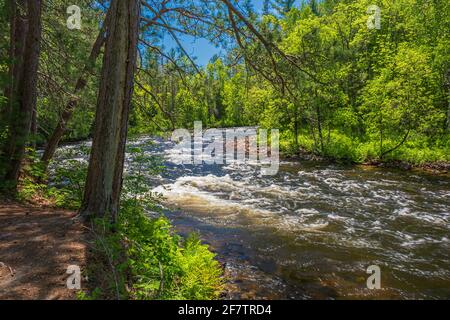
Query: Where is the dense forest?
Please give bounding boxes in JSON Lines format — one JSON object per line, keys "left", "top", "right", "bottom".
{"left": 0, "top": 0, "right": 449, "bottom": 300}
{"left": 132, "top": 0, "right": 450, "bottom": 165}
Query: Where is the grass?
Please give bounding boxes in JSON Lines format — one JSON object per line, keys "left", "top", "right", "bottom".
{"left": 280, "top": 130, "right": 450, "bottom": 167}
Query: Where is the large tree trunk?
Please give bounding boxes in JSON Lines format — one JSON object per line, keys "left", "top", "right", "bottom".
{"left": 1, "top": 0, "right": 42, "bottom": 186}
{"left": 79, "top": 0, "right": 140, "bottom": 222}
{"left": 30, "top": 106, "right": 37, "bottom": 149}
{"left": 1, "top": 0, "right": 26, "bottom": 132}
{"left": 446, "top": 70, "right": 450, "bottom": 132}
{"left": 447, "top": 99, "right": 450, "bottom": 131}
{"left": 41, "top": 13, "right": 111, "bottom": 166}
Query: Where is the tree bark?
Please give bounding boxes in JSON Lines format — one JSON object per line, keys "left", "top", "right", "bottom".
{"left": 1, "top": 0, "right": 27, "bottom": 128}
{"left": 315, "top": 104, "right": 324, "bottom": 153}
{"left": 30, "top": 105, "right": 37, "bottom": 149}
{"left": 293, "top": 103, "right": 299, "bottom": 148}
{"left": 381, "top": 129, "right": 411, "bottom": 159}
{"left": 447, "top": 98, "right": 450, "bottom": 131}
{"left": 40, "top": 12, "right": 111, "bottom": 166}
{"left": 79, "top": 0, "right": 140, "bottom": 222}
{"left": 1, "top": 0, "right": 42, "bottom": 186}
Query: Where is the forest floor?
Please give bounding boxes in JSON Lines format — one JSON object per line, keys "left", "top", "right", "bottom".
{"left": 0, "top": 200, "right": 88, "bottom": 299}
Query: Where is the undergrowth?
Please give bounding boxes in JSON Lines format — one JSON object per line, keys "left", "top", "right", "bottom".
{"left": 280, "top": 130, "right": 450, "bottom": 166}
{"left": 85, "top": 198, "right": 224, "bottom": 300}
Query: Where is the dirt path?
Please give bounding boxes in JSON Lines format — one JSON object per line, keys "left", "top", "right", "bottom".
{"left": 0, "top": 201, "right": 88, "bottom": 299}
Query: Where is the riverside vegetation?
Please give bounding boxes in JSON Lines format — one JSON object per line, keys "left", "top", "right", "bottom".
{"left": 10, "top": 144, "right": 224, "bottom": 299}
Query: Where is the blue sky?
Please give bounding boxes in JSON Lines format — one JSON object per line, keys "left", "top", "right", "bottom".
{"left": 162, "top": 0, "right": 302, "bottom": 66}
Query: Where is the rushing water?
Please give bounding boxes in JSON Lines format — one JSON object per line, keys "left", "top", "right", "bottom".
{"left": 54, "top": 135, "right": 450, "bottom": 300}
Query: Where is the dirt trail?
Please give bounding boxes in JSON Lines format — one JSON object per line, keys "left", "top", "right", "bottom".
{"left": 0, "top": 201, "right": 88, "bottom": 300}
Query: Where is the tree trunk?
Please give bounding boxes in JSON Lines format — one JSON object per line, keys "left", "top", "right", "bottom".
{"left": 79, "top": 0, "right": 140, "bottom": 222}
{"left": 30, "top": 105, "right": 37, "bottom": 150}
{"left": 381, "top": 129, "right": 411, "bottom": 159}
{"left": 379, "top": 112, "right": 384, "bottom": 158}
{"left": 315, "top": 105, "right": 324, "bottom": 153}
{"left": 443, "top": 65, "right": 450, "bottom": 132}
{"left": 1, "top": 0, "right": 42, "bottom": 186}
{"left": 447, "top": 98, "right": 450, "bottom": 131}
{"left": 446, "top": 72, "right": 450, "bottom": 131}
{"left": 1, "top": 0, "right": 27, "bottom": 129}
{"left": 40, "top": 13, "right": 110, "bottom": 166}
{"left": 293, "top": 106, "right": 299, "bottom": 148}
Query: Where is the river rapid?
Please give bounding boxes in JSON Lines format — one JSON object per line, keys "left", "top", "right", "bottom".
{"left": 53, "top": 135, "right": 450, "bottom": 300}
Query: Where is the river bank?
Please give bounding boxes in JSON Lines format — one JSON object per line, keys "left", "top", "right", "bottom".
{"left": 28, "top": 135, "right": 450, "bottom": 299}
{"left": 282, "top": 149, "right": 450, "bottom": 176}
{"left": 55, "top": 131, "right": 450, "bottom": 177}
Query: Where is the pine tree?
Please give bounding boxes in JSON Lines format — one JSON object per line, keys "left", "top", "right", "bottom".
{"left": 80, "top": 0, "right": 140, "bottom": 222}
{"left": 0, "top": 0, "right": 42, "bottom": 188}
{"left": 263, "top": 0, "right": 271, "bottom": 15}
{"left": 273, "top": 0, "right": 296, "bottom": 16}
{"left": 309, "top": 0, "right": 319, "bottom": 15}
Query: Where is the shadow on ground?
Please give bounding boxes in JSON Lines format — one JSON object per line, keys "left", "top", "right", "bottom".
{"left": 0, "top": 201, "right": 88, "bottom": 300}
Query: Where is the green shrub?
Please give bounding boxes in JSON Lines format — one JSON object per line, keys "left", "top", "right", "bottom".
{"left": 118, "top": 199, "right": 224, "bottom": 300}
{"left": 322, "top": 132, "right": 359, "bottom": 162}
{"left": 15, "top": 148, "right": 50, "bottom": 201}
{"left": 51, "top": 159, "right": 88, "bottom": 208}
{"left": 355, "top": 141, "right": 379, "bottom": 163}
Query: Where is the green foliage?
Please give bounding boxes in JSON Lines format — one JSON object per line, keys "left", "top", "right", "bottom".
{"left": 322, "top": 132, "right": 361, "bottom": 163}
{"left": 76, "top": 288, "right": 102, "bottom": 300}
{"left": 14, "top": 148, "right": 48, "bottom": 201}
{"left": 117, "top": 199, "right": 224, "bottom": 300}
{"left": 36, "top": 0, "right": 101, "bottom": 144}
{"left": 129, "top": 0, "right": 448, "bottom": 166}
{"left": 51, "top": 159, "right": 88, "bottom": 208}
{"left": 119, "top": 145, "right": 223, "bottom": 300}
{"left": 9, "top": 147, "right": 86, "bottom": 207}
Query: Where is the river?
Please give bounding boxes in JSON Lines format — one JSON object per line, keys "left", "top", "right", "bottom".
{"left": 53, "top": 135, "right": 450, "bottom": 300}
